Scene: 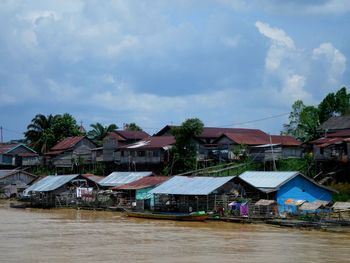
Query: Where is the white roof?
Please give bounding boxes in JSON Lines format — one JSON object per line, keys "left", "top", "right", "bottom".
{"left": 149, "top": 175, "right": 235, "bottom": 195}
{"left": 239, "top": 171, "right": 299, "bottom": 189}
{"left": 99, "top": 171, "right": 153, "bottom": 187}
{"left": 23, "top": 174, "right": 79, "bottom": 195}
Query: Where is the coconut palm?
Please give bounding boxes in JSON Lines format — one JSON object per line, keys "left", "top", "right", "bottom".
{"left": 87, "top": 122, "right": 118, "bottom": 145}
{"left": 24, "top": 114, "right": 59, "bottom": 153}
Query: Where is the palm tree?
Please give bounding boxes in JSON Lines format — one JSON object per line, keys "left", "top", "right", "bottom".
{"left": 24, "top": 114, "right": 59, "bottom": 153}
{"left": 87, "top": 122, "right": 118, "bottom": 145}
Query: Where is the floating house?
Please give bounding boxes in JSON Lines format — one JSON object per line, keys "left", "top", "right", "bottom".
{"left": 112, "top": 176, "right": 171, "bottom": 209}
{"left": 148, "top": 175, "right": 236, "bottom": 212}
{"left": 236, "top": 171, "right": 336, "bottom": 213}
{"left": 23, "top": 174, "right": 100, "bottom": 207}
{"left": 98, "top": 171, "right": 154, "bottom": 188}
{"left": 0, "top": 169, "right": 37, "bottom": 198}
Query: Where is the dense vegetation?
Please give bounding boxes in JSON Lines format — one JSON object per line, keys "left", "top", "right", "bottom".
{"left": 283, "top": 86, "right": 350, "bottom": 142}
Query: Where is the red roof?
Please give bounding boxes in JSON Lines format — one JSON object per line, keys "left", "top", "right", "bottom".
{"left": 81, "top": 173, "right": 104, "bottom": 183}
{"left": 223, "top": 132, "right": 269, "bottom": 145}
{"left": 0, "top": 143, "right": 36, "bottom": 154}
{"left": 310, "top": 137, "right": 346, "bottom": 147}
{"left": 199, "top": 127, "right": 269, "bottom": 139}
{"left": 271, "top": 135, "right": 301, "bottom": 146}
{"left": 327, "top": 130, "right": 350, "bottom": 138}
{"left": 0, "top": 144, "right": 19, "bottom": 154}
{"left": 120, "top": 136, "right": 175, "bottom": 149}
{"left": 114, "top": 130, "right": 150, "bottom": 140}
{"left": 112, "top": 176, "right": 171, "bottom": 190}
{"left": 51, "top": 136, "right": 85, "bottom": 151}
{"left": 46, "top": 136, "right": 86, "bottom": 155}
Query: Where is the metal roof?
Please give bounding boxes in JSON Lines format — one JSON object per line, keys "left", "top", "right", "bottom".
{"left": 149, "top": 175, "right": 235, "bottom": 195}
{"left": 99, "top": 172, "right": 153, "bottom": 187}
{"left": 239, "top": 171, "right": 336, "bottom": 193}
{"left": 239, "top": 171, "right": 298, "bottom": 189}
{"left": 0, "top": 170, "right": 14, "bottom": 179}
{"left": 112, "top": 176, "right": 171, "bottom": 190}
{"left": 23, "top": 174, "right": 79, "bottom": 195}
{"left": 332, "top": 202, "right": 350, "bottom": 211}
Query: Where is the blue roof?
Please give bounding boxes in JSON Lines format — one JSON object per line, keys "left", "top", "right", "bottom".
{"left": 149, "top": 175, "right": 235, "bottom": 195}
{"left": 23, "top": 174, "right": 79, "bottom": 195}
{"left": 99, "top": 172, "right": 153, "bottom": 187}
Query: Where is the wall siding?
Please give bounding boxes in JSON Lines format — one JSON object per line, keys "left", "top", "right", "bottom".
{"left": 277, "top": 175, "right": 333, "bottom": 213}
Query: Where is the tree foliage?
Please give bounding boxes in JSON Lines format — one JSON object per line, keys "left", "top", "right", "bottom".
{"left": 168, "top": 118, "right": 204, "bottom": 174}
{"left": 24, "top": 113, "right": 80, "bottom": 153}
{"left": 283, "top": 86, "right": 349, "bottom": 142}
{"left": 124, "top": 123, "right": 143, "bottom": 131}
{"left": 87, "top": 122, "right": 118, "bottom": 145}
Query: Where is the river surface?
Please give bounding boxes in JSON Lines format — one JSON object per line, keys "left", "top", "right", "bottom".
{"left": 0, "top": 201, "right": 349, "bottom": 263}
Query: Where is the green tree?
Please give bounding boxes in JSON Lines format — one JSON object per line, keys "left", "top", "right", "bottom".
{"left": 124, "top": 123, "right": 143, "bottom": 131}
{"left": 168, "top": 118, "right": 204, "bottom": 174}
{"left": 24, "top": 114, "right": 59, "bottom": 153}
{"left": 51, "top": 113, "right": 80, "bottom": 143}
{"left": 298, "top": 106, "right": 320, "bottom": 141}
{"left": 318, "top": 93, "right": 336, "bottom": 123}
{"left": 87, "top": 122, "right": 118, "bottom": 145}
{"left": 283, "top": 100, "right": 306, "bottom": 139}
{"left": 24, "top": 113, "right": 80, "bottom": 153}
{"left": 318, "top": 87, "right": 350, "bottom": 123}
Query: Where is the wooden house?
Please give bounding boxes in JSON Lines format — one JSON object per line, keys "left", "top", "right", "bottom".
{"left": 46, "top": 136, "right": 97, "bottom": 168}
{"left": 92, "top": 130, "right": 150, "bottom": 163}
{"left": 0, "top": 169, "right": 37, "bottom": 198}
{"left": 148, "top": 175, "right": 237, "bottom": 213}
{"left": 234, "top": 171, "right": 336, "bottom": 214}
{"left": 115, "top": 136, "right": 175, "bottom": 170}
{"left": 23, "top": 174, "right": 100, "bottom": 208}
{"left": 0, "top": 143, "right": 40, "bottom": 167}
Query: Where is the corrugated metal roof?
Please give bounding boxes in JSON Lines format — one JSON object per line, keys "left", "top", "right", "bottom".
{"left": 112, "top": 176, "right": 171, "bottom": 190}
{"left": 99, "top": 172, "right": 153, "bottom": 187}
{"left": 271, "top": 135, "right": 301, "bottom": 146}
{"left": 120, "top": 136, "right": 175, "bottom": 150}
{"left": 149, "top": 175, "right": 235, "bottom": 195}
{"left": 239, "top": 171, "right": 298, "bottom": 189}
{"left": 114, "top": 130, "right": 150, "bottom": 140}
{"left": 23, "top": 174, "right": 79, "bottom": 195}
{"left": 332, "top": 202, "right": 350, "bottom": 210}
{"left": 0, "top": 170, "right": 13, "bottom": 179}
{"left": 299, "top": 200, "right": 330, "bottom": 211}
{"left": 50, "top": 136, "right": 85, "bottom": 151}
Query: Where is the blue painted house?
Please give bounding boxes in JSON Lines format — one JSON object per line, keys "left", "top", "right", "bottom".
{"left": 237, "top": 171, "right": 336, "bottom": 213}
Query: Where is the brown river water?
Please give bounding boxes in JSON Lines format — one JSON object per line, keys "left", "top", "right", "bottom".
{"left": 0, "top": 201, "right": 349, "bottom": 263}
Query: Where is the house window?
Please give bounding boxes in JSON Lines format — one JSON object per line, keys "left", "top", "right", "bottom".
{"left": 138, "top": 151, "right": 145, "bottom": 157}
{"left": 121, "top": 151, "right": 124, "bottom": 157}
{"left": 153, "top": 151, "right": 160, "bottom": 157}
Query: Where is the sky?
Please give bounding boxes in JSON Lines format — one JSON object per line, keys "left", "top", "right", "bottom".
{"left": 0, "top": 0, "right": 349, "bottom": 141}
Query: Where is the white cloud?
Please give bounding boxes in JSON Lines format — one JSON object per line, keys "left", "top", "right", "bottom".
{"left": 255, "top": 21, "right": 296, "bottom": 72}
{"left": 255, "top": 21, "right": 295, "bottom": 49}
{"left": 281, "top": 74, "right": 311, "bottom": 103}
{"left": 312, "top": 42, "right": 346, "bottom": 85}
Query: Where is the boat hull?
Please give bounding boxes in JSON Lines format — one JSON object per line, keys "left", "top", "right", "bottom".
{"left": 126, "top": 211, "right": 209, "bottom": 221}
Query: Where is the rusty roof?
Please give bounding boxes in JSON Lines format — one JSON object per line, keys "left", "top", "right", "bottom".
{"left": 50, "top": 136, "right": 85, "bottom": 151}
{"left": 199, "top": 127, "right": 269, "bottom": 139}
{"left": 112, "top": 176, "right": 171, "bottom": 190}
{"left": 0, "top": 143, "right": 36, "bottom": 154}
{"left": 120, "top": 136, "right": 175, "bottom": 150}
{"left": 81, "top": 173, "right": 104, "bottom": 183}
{"left": 114, "top": 130, "right": 150, "bottom": 140}
{"left": 222, "top": 132, "right": 269, "bottom": 145}
{"left": 271, "top": 135, "right": 301, "bottom": 146}
{"left": 320, "top": 115, "right": 350, "bottom": 130}
{"left": 327, "top": 130, "right": 350, "bottom": 138}
{"left": 310, "top": 137, "right": 346, "bottom": 147}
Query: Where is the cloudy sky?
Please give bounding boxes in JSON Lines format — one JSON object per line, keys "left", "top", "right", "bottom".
{"left": 1, "top": 0, "right": 349, "bottom": 141}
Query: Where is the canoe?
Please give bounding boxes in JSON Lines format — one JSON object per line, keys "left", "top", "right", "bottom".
{"left": 126, "top": 211, "right": 209, "bottom": 221}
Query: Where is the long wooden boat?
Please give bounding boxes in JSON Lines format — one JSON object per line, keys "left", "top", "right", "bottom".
{"left": 126, "top": 211, "right": 209, "bottom": 221}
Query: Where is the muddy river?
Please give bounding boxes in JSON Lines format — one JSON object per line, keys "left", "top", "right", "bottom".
{"left": 0, "top": 202, "right": 349, "bottom": 263}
